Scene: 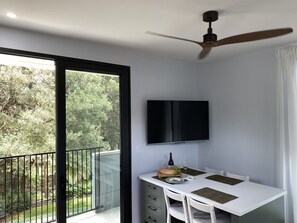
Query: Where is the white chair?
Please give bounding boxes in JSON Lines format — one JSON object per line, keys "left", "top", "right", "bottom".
{"left": 164, "top": 188, "right": 189, "bottom": 223}
{"left": 187, "top": 196, "right": 231, "bottom": 223}
{"left": 226, "top": 172, "right": 250, "bottom": 181}
{"left": 205, "top": 167, "right": 224, "bottom": 175}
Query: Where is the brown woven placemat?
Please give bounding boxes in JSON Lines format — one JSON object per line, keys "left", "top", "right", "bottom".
{"left": 181, "top": 168, "right": 206, "bottom": 176}
{"left": 192, "top": 187, "right": 238, "bottom": 204}
{"left": 206, "top": 174, "right": 243, "bottom": 185}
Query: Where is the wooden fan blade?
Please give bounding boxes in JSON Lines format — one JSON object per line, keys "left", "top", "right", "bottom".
{"left": 146, "top": 31, "right": 204, "bottom": 47}
{"left": 199, "top": 47, "right": 212, "bottom": 59}
{"left": 217, "top": 28, "right": 293, "bottom": 46}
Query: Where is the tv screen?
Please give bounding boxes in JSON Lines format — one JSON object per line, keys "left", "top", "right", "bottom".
{"left": 147, "top": 100, "right": 209, "bottom": 144}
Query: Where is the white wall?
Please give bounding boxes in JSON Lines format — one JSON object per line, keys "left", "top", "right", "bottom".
{"left": 0, "top": 26, "right": 201, "bottom": 222}
{"left": 196, "top": 49, "right": 277, "bottom": 186}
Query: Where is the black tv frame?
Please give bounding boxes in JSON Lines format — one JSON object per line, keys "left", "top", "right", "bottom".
{"left": 147, "top": 100, "right": 209, "bottom": 144}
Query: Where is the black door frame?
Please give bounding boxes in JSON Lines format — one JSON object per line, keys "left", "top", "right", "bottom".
{"left": 0, "top": 47, "right": 132, "bottom": 223}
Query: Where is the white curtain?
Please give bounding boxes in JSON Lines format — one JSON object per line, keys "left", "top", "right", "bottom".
{"left": 276, "top": 47, "right": 297, "bottom": 223}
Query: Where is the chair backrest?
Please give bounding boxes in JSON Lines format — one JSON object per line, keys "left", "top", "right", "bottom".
{"left": 226, "top": 172, "right": 250, "bottom": 181}
{"left": 163, "top": 188, "right": 188, "bottom": 222}
{"left": 205, "top": 167, "right": 224, "bottom": 175}
{"left": 187, "top": 196, "right": 217, "bottom": 223}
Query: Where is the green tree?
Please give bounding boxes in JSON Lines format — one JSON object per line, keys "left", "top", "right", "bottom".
{"left": 0, "top": 65, "right": 55, "bottom": 156}
{"left": 0, "top": 65, "right": 120, "bottom": 156}
{"left": 100, "top": 77, "right": 120, "bottom": 150}
{"left": 66, "top": 71, "right": 112, "bottom": 150}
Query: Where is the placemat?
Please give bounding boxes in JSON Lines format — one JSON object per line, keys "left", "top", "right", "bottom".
{"left": 206, "top": 174, "right": 243, "bottom": 185}
{"left": 192, "top": 187, "right": 238, "bottom": 204}
{"left": 181, "top": 168, "right": 206, "bottom": 176}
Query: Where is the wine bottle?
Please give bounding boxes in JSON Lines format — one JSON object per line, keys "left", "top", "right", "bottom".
{"left": 168, "top": 152, "right": 174, "bottom": 166}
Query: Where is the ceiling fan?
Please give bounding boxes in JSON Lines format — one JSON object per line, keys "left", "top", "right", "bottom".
{"left": 147, "top": 11, "right": 293, "bottom": 59}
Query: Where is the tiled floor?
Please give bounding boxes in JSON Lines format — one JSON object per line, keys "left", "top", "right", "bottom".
{"left": 1, "top": 208, "right": 120, "bottom": 223}
{"left": 67, "top": 207, "right": 120, "bottom": 223}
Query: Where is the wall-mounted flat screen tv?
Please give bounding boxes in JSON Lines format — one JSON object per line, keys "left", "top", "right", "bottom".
{"left": 147, "top": 100, "right": 209, "bottom": 144}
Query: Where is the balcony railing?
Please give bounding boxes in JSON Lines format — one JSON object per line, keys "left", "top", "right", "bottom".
{"left": 0, "top": 147, "right": 103, "bottom": 223}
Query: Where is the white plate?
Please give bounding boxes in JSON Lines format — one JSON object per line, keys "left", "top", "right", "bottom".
{"left": 165, "top": 177, "right": 186, "bottom": 184}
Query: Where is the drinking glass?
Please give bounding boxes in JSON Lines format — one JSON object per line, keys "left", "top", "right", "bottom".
{"left": 182, "top": 160, "right": 188, "bottom": 175}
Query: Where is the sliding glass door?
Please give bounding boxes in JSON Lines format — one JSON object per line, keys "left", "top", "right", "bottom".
{"left": 0, "top": 50, "right": 131, "bottom": 223}
{"left": 56, "top": 59, "right": 131, "bottom": 223}
{"left": 65, "top": 69, "right": 121, "bottom": 222}
{"left": 0, "top": 53, "right": 56, "bottom": 222}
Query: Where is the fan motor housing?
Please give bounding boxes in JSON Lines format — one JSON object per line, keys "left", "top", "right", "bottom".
{"left": 203, "top": 33, "right": 217, "bottom": 42}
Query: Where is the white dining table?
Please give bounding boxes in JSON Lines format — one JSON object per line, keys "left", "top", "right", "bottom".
{"left": 139, "top": 170, "right": 286, "bottom": 223}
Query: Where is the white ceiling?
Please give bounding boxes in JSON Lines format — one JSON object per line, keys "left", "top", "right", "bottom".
{"left": 0, "top": 0, "right": 296, "bottom": 62}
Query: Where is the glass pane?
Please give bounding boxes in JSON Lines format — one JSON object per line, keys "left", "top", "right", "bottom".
{"left": 65, "top": 70, "right": 120, "bottom": 223}
{"left": 0, "top": 54, "right": 56, "bottom": 222}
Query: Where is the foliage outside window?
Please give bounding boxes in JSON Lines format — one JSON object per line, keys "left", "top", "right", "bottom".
{"left": 0, "top": 65, "right": 120, "bottom": 157}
